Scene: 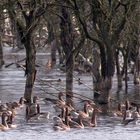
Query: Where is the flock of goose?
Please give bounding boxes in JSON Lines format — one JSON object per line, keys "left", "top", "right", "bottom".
{"left": 0, "top": 92, "right": 140, "bottom": 131}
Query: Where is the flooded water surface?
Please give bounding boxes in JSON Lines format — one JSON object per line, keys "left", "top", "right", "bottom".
{"left": 0, "top": 47, "right": 140, "bottom": 140}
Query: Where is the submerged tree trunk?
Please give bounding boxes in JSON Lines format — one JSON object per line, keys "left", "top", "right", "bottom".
{"left": 24, "top": 34, "right": 36, "bottom": 103}
{"left": 60, "top": 4, "right": 74, "bottom": 106}
{"left": 0, "top": 35, "right": 4, "bottom": 67}
{"left": 92, "top": 47, "right": 102, "bottom": 100}
{"left": 134, "top": 55, "right": 140, "bottom": 85}
{"left": 47, "top": 21, "right": 56, "bottom": 66}
{"left": 98, "top": 45, "right": 115, "bottom": 104}
{"left": 115, "top": 50, "right": 123, "bottom": 88}
{"left": 0, "top": 9, "right": 4, "bottom": 67}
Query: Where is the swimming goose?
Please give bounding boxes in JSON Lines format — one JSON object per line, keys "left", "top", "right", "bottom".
{"left": 69, "top": 115, "right": 84, "bottom": 128}
{"left": 53, "top": 107, "right": 70, "bottom": 131}
{"left": 26, "top": 96, "right": 49, "bottom": 121}
{"left": 122, "top": 109, "right": 139, "bottom": 125}
{"left": 77, "top": 102, "right": 91, "bottom": 119}
{"left": 44, "top": 92, "right": 65, "bottom": 105}
{"left": 110, "top": 103, "right": 124, "bottom": 117}
{"left": 83, "top": 107, "right": 101, "bottom": 127}
{"left": 0, "top": 112, "right": 11, "bottom": 131}
{"left": 6, "top": 111, "right": 17, "bottom": 128}
{"left": 53, "top": 107, "right": 66, "bottom": 124}
{"left": 0, "top": 105, "right": 8, "bottom": 115}
{"left": 12, "top": 97, "right": 26, "bottom": 108}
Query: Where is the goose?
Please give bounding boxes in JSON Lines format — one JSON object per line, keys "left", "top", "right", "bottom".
{"left": 44, "top": 92, "right": 66, "bottom": 113}
{"left": 69, "top": 115, "right": 84, "bottom": 128}
{"left": 5, "top": 97, "right": 26, "bottom": 110}
{"left": 26, "top": 96, "right": 49, "bottom": 121}
{"left": 53, "top": 108, "right": 66, "bottom": 126}
{"left": 12, "top": 97, "right": 26, "bottom": 108}
{"left": 53, "top": 107, "right": 70, "bottom": 131}
{"left": 122, "top": 109, "right": 139, "bottom": 125}
{"left": 0, "top": 105, "right": 8, "bottom": 115}
{"left": 83, "top": 107, "right": 101, "bottom": 127}
{"left": 44, "top": 92, "right": 65, "bottom": 105}
{"left": 109, "top": 103, "right": 124, "bottom": 117}
{"left": 6, "top": 111, "right": 17, "bottom": 128}
{"left": 0, "top": 112, "right": 10, "bottom": 131}
{"left": 77, "top": 102, "right": 91, "bottom": 119}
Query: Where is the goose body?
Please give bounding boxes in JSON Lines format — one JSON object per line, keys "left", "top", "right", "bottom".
{"left": 0, "top": 112, "right": 10, "bottom": 131}
{"left": 77, "top": 102, "right": 91, "bottom": 119}
{"left": 83, "top": 107, "right": 101, "bottom": 127}
{"left": 26, "top": 96, "right": 50, "bottom": 121}
{"left": 53, "top": 107, "right": 70, "bottom": 131}
{"left": 69, "top": 117, "right": 84, "bottom": 128}
{"left": 122, "top": 109, "right": 140, "bottom": 125}
{"left": 6, "top": 111, "right": 17, "bottom": 128}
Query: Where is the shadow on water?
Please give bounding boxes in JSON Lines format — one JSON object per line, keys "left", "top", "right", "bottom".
{"left": 1, "top": 47, "right": 140, "bottom": 140}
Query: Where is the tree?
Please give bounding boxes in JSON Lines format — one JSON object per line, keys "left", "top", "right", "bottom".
{"left": 7, "top": 0, "right": 47, "bottom": 103}
{"left": 66, "top": 0, "right": 139, "bottom": 104}
{"left": 0, "top": 8, "right": 4, "bottom": 67}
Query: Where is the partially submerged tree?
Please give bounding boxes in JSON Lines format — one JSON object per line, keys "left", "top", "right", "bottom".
{"left": 0, "top": 7, "right": 4, "bottom": 67}
{"left": 7, "top": 0, "right": 48, "bottom": 103}
{"left": 66, "top": 0, "right": 139, "bottom": 104}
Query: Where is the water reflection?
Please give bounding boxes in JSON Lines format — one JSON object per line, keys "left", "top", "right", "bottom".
{"left": 0, "top": 47, "right": 140, "bottom": 140}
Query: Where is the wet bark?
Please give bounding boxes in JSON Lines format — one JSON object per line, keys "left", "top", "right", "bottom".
{"left": 0, "top": 35, "right": 4, "bottom": 67}
{"left": 98, "top": 44, "right": 115, "bottom": 104}
{"left": 134, "top": 56, "right": 140, "bottom": 85}
{"left": 98, "top": 77, "right": 112, "bottom": 104}
{"left": 47, "top": 21, "right": 56, "bottom": 66}
{"left": 24, "top": 33, "right": 36, "bottom": 103}
{"left": 60, "top": 5, "right": 74, "bottom": 106}
{"left": 92, "top": 48, "right": 102, "bottom": 99}
{"left": 115, "top": 49, "right": 123, "bottom": 88}
{"left": 0, "top": 9, "right": 4, "bottom": 67}
{"left": 56, "top": 39, "right": 64, "bottom": 65}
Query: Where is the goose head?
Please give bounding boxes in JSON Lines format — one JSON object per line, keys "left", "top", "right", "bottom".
{"left": 19, "top": 97, "right": 26, "bottom": 105}
{"left": 33, "top": 96, "right": 39, "bottom": 104}
{"left": 58, "top": 92, "right": 65, "bottom": 101}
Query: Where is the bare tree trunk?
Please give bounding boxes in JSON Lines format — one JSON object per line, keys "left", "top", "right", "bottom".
{"left": 115, "top": 50, "right": 123, "bottom": 88}
{"left": 47, "top": 21, "right": 56, "bottom": 66}
{"left": 24, "top": 34, "right": 36, "bottom": 103}
{"left": 98, "top": 45, "right": 115, "bottom": 104}
{"left": 0, "top": 10, "right": 4, "bottom": 67}
{"left": 0, "top": 35, "right": 4, "bottom": 67}
{"left": 92, "top": 47, "right": 102, "bottom": 99}
{"left": 60, "top": 4, "right": 74, "bottom": 106}
{"left": 98, "top": 77, "right": 112, "bottom": 104}
{"left": 56, "top": 39, "right": 64, "bottom": 65}
{"left": 51, "top": 40, "right": 57, "bottom": 65}
{"left": 134, "top": 55, "right": 140, "bottom": 84}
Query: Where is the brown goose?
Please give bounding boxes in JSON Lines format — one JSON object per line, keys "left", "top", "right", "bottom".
{"left": 77, "top": 102, "right": 91, "bottom": 119}
{"left": 83, "top": 107, "right": 101, "bottom": 127}
{"left": 53, "top": 107, "right": 70, "bottom": 131}
{"left": 6, "top": 111, "right": 17, "bottom": 128}
{"left": 0, "top": 105, "right": 8, "bottom": 116}
{"left": 44, "top": 92, "right": 65, "bottom": 105}
{"left": 12, "top": 97, "right": 26, "bottom": 108}
{"left": 6, "top": 97, "right": 26, "bottom": 110}
{"left": 69, "top": 115, "right": 84, "bottom": 129}
{"left": 26, "top": 96, "right": 49, "bottom": 121}
{"left": 0, "top": 112, "right": 11, "bottom": 131}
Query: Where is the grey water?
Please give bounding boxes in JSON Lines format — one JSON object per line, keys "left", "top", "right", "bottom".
{"left": 0, "top": 46, "right": 140, "bottom": 140}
